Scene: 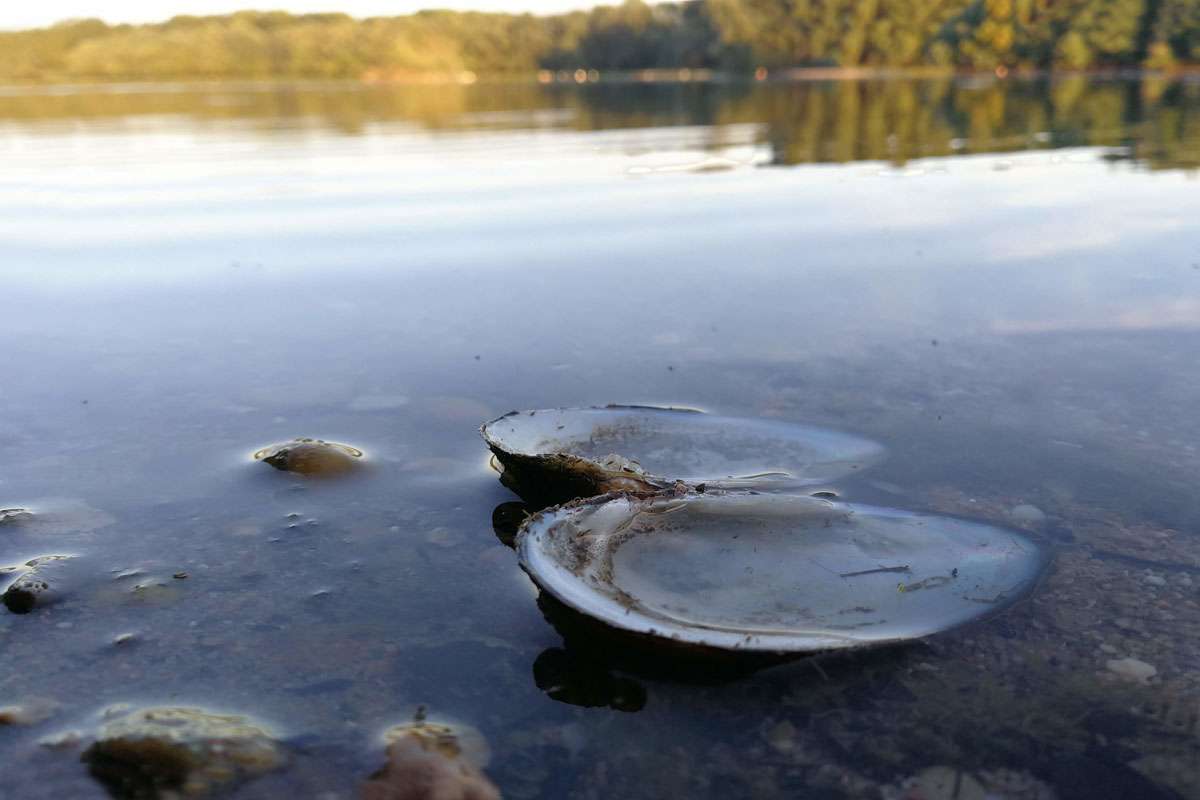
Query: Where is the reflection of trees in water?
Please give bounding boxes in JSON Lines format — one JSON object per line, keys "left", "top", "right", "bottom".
{"left": 0, "top": 83, "right": 553, "bottom": 135}
{"left": 0, "top": 77, "right": 1195, "bottom": 170}
{"left": 717, "top": 77, "right": 1200, "bottom": 169}
{"left": 552, "top": 81, "right": 734, "bottom": 132}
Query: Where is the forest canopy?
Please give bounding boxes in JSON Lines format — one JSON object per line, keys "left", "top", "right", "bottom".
{"left": 0, "top": 0, "right": 1197, "bottom": 81}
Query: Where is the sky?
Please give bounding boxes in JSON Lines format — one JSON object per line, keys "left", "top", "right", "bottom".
{"left": 0, "top": 0, "right": 603, "bottom": 30}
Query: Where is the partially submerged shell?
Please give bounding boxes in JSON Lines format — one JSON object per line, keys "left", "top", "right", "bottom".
{"left": 253, "top": 438, "right": 363, "bottom": 477}
{"left": 518, "top": 492, "right": 1046, "bottom": 654}
{"left": 481, "top": 406, "right": 884, "bottom": 504}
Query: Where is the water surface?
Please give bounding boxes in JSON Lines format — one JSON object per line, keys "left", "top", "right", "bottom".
{"left": 1, "top": 77, "right": 1199, "bottom": 799}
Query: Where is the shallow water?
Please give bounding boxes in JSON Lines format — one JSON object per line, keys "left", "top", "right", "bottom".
{"left": 1, "top": 76, "right": 1199, "bottom": 799}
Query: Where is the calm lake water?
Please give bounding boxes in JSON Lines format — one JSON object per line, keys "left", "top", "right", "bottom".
{"left": 1, "top": 77, "right": 1199, "bottom": 799}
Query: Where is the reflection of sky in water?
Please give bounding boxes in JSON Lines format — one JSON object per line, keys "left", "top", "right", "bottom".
{"left": 1, "top": 83, "right": 1199, "bottom": 799}
{"left": 3, "top": 115, "right": 1196, "bottom": 340}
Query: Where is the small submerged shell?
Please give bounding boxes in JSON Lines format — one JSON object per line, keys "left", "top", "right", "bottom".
{"left": 481, "top": 406, "right": 884, "bottom": 504}
{"left": 253, "top": 438, "right": 363, "bottom": 477}
{"left": 518, "top": 492, "right": 1046, "bottom": 654}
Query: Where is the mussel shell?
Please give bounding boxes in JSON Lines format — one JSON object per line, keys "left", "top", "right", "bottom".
{"left": 481, "top": 406, "right": 884, "bottom": 504}
{"left": 517, "top": 492, "right": 1046, "bottom": 655}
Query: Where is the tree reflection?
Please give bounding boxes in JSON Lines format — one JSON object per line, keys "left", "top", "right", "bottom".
{"left": 0, "top": 77, "right": 1194, "bottom": 170}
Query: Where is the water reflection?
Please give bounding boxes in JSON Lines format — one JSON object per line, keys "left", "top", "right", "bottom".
{"left": 1, "top": 76, "right": 1197, "bottom": 170}
{"left": 532, "top": 646, "right": 647, "bottom": 713}
{"left": 491, "top": 501, "right": 530, "bottom": 549}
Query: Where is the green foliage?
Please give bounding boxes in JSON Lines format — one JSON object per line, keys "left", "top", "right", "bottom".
{"left": 0, "top": 0, "right": 1195, "bottom": 81}
{"left": 1148, "top": 0, "right": 1200, "bottom": 62}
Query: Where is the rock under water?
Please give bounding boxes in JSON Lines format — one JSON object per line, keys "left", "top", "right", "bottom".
{"left": 82, "top": 706, "right": 285, "bottom": 798}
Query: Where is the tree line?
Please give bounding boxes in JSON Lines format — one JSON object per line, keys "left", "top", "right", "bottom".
{"left": 0, "top": 0, "right": 1197, "bottom": 81}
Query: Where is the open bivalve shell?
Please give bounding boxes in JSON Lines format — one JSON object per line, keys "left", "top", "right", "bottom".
{"left": 517, "top": 492, "right": 1046, "bottom": 654}
{"left": 481, "top": 406, "right": 885, "bottom": 504}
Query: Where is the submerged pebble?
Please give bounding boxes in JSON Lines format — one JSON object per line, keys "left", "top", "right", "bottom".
{"left": 365, "top": 713, "right": 499, "bottom": 800}
{"left": 0, "top": 507, "right": 34, "bottom": 526}
{"left": 1106, "top": 657, "right": 1157, "bottom": 684}
{"left": 382, "top": 714, "right": 491, "bottom": 769}
{"left": 253, "top": 438, "right": 363, "bottom": 477}
{"left": 1009, "top": 504, "right": 1047, "bottom": 526}
{"left": 364, "top": 737, "right": 500, "bottom": 800}
{"left": 0, "top": 500, "right": 115, "bottom": 535}
{"left": 0, "top": 698, "right": 59, "bottom": 726}
{"left": 2, "top": 555, "right": 76, "bottom": 614}
{"left": 895, "top": 766, "right": 988, "bottom": 800}
{"left": 82, "top": 706, "right": 285, "bottom": 798}
{"left": 39, "top": 729, "right": 85, "bottom": 750}
{"left": 130, "top": 580, "right": 182, "bottom": 605}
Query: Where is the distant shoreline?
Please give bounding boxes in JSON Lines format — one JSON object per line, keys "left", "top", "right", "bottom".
{"left": 0, "top": 66, "right": 1197, "bottom": 92}
{"left": 3, "top": 6, "right": 1197, "bottom": 85}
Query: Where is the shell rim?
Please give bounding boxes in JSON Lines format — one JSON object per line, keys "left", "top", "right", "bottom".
{"left": 480, "top": 404, "right": 705, "bottom": 450}
{"left": 480, "top": 404, "right": 885, "bottom": 489}
{"left": 515, "top": 490, "right": 1049, "bottom": 655}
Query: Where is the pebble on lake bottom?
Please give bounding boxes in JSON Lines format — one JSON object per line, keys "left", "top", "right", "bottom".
{"left": 1008, "top": 504, "right": 1047, "bottom": 527}
{"left": 2, "top": 555, "right": 75, "bottom": 614}
{"left": 0, "top": 698, "right": 59, "bottom": 726}
{"left": 0, "top": 499, "right": 116, "bottom": 534}
{"left": 0, "top": 507, "right": 34, "bottom": 525}
{"left": 364, "top": 714, "right": 500, "bottom": 800}
{"left": 364, "top": 737, "right": 500, "bottom": 800}
{"left": 883, "top": 765, "right": 1058, "bottom": 800}
{"left": 899, "top": 766, "right": 988, "bottom": 800}
{"left": 253, "top": 438, "right": 364, "bottom": 477}
{"left": 82, "top": 706, "right": 285, "bottom": 798}
{"left": 1106, "top": 657, "right": 1158, "bottom": 684}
